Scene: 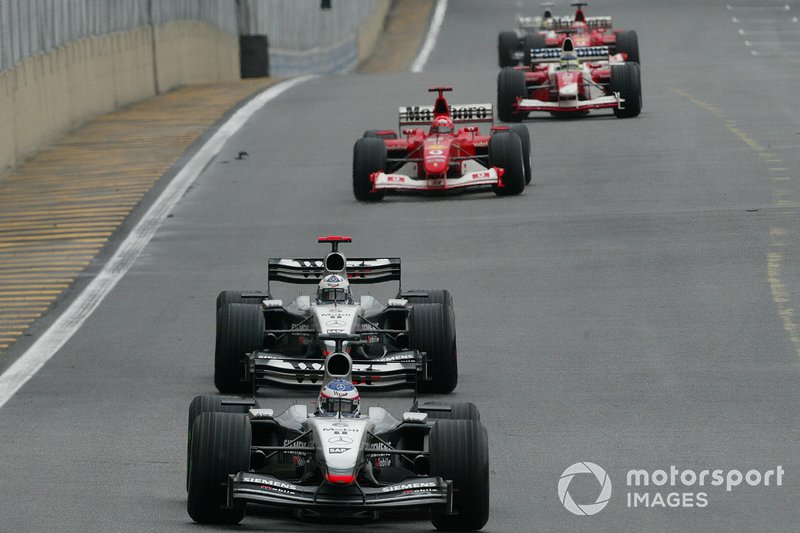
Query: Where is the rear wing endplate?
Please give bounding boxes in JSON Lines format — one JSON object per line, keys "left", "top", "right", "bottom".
{"left": 530, "top": 45, "right": 610, "bottom": 63}
{"left": 398, "top": 104, "right": 494, "bottom": 126}
{"left": 268, "top": 257, "right": 401, "bottom": 285}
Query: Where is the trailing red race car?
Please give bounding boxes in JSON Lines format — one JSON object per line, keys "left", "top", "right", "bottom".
{"left": 497, "top": 38, "right": 641, "bottom": 121}
{"left": 352, "top": 87, "right": 532, "bottom": 201}
{"left": 498, "top": 2, "right": 639, "bottom": 68}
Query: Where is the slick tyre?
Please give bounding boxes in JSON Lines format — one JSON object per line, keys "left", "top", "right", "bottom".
{"left": 410, "top": 303, "right": 458, "bottom": 394}
{"left": 215, "top": 303, "right": 264, "bottom": 394}
{"left": 610, "top": 63, "right": 642, "bottom": 118}
{"left": 615, "top": 30, "right": 640, "bottom": 64}
{"left": 522, "top": 33, "right": 545, "bottom": 66}
{"left": 429, "top": 420, "right": 490, "bottom": 531}
{"left": 353, "top": 137, "right": 387, "bottom": 201}
{"left": 186, "top": 395, "right": 251, "bottom": 490}
{"left": 498, "top": 31, "right": 520, "bottom": 67}
{"left": 508, "top": 124, "right": 532, "bottom": 184}
{"left": 497, "top": 67, "right": 527, "bottom": 123}
{"left": 489, "top": 133, "right": 525, "bottom": 196}
{"left": 418, "top": 401, "right": 481, "bottom": 421}
{"left": 187, "top": 413, "right": 250, "bottom": 525}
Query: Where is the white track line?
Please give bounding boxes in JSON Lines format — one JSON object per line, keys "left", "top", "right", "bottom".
{"left": 0, "top": 75, "right": 316, "bottom": 410}
{"left": 410, "top": 0, "right": 448, "bottom": 73}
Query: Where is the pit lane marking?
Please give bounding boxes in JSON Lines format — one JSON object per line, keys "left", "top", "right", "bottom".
{"left": 671, "top": 87, "right": 800, "bottom": 357}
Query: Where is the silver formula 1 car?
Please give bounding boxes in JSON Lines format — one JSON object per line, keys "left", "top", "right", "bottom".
{"left": 187, "top": 352, "right": 490, "bottom": 530}
{"left": 214, "top": 236, "right": 458, "bottom": 394}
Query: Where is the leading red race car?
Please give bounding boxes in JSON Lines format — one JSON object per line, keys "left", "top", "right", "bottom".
{"left": 352, "top": 87, "right": 531, "bottom": 201}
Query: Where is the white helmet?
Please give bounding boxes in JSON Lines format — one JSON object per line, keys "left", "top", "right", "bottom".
{"left": 316, "top": 274, "right": 352, "bottom": 304}
{"left": 317, "top": 379, "right": 361, "bottom": 417}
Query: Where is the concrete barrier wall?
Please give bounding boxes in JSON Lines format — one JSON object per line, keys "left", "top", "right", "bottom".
{"left": 0, "top": 21, "right": 239, "bottom": 177}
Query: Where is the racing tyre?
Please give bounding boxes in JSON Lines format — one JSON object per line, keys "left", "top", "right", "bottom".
{"left": 187, "top": 412, "right": 251, "bottom": 524}
{"left": 410, "top": 303, "right": 458, "bottom": 394}
{"left": 522, "top": 33, "right": 546, "bottom": 66}
{"left": 186, "top": 395, "right": 251, "bottom": 490}
{"left": 497, "top": 67, "right": 526, "bottom": 123}
{"left": 215, "top": 303, "right": 264, "bottom": 394}
{"left": 403, "top": 289, "right": 454, "bottom": 309}
{"left": 615, "top": 30, "right": 640, "bottom": 65}
{"left": 610, "top": 63, "right": 642, "bottom": 118}
{"left": 498, "top": 31, "right": 520, "bottom": 67}
{"left": 419, "top": 401, "right": 480, "bottom": 421}
{"left": 489, "top": 133, "right": 525, "bottom": 196}
{"left": 429, "top": 420, "right": 490, "bottom": 531}
{"left": 508, "top": 124, "right": 532, "bottom": 184}
{"left": 353, "top": 137, "right": 387, "bottom": 201}
{"left": 363, "top": 130, "right": 398, "bottom": 140}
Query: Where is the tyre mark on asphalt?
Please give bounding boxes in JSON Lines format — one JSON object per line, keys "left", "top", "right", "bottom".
{"left": 671, "top": 87, "right": 800, "bottom": 357}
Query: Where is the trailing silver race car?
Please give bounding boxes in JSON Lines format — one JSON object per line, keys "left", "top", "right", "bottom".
{"left": 187, "top": 351, "right": 490, "bottom": 530}
{"left": 214, "top": 236, "right": 458, "bottom": 394}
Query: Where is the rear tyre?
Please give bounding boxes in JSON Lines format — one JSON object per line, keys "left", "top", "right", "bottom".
{"left": 497, "top": 67, "right": 527, "bottom": 123}
{"left": 418, "top": 401, "right": 480, "bottom": 421}
{"left": 215, "top": 290, "right": 269, "bottom": 313}
{"left": 610, "top": 63, "right": 642, "bottom": 118}
{"left": 498, "top": 31, "right": 520, "bottom": 67}
{"left": 522, "top": 33, "right": 546, "bottom": 66}
{"left": 508, "top": 124, "right": 532, "bottom": 184}
{"left": 187, "top": 395, "right": 251, "bottom": 490}
{"left": 187, "top": 412, "right": 250, "bottom": 524}
{"left": 410, "top": 303, "right": 458, "bottom": 394}
{"left": 215, "top": 303, "right": 264, "bottom": 394}
{"left": 429, "top": 420, "right": 490, "bottom": 531}
{"left": 489, "top": 133, "right": 525, "bottom": 196}
{"left": 353, "top": 137, "right": 387, "bottom": 201}
{"left": 615, "top": 30, "right": 640, "bottom": 64}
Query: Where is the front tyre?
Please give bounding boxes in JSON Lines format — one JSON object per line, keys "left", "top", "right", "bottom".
{"left": 610, "top": 63, "right": 642, "bottom": 118}
{"left": 489, "top": 133, "right": 525, "bottom": 196}
{"left": 497, "top": 67, "right": 527, "bottom": 123}
{"left": 187, "top": 412, "right": 251, "bottom": 525}
{"left": 508, "top": 124, "right": 532, "bottom": 184}
{"left": 215, "top": 303, "right": 264, "bottom": 394}
{"left": 429, "top": 420, "right": 490, "bottom": 531}
{"left": 353, "top": 137, "right": 387, "bottom": 201}
{"left": 410, "top": 303, "right": 458, "bottom": 394}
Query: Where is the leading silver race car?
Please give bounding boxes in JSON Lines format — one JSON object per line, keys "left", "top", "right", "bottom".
{"left": 214, "top": 236, "right": 458, "bottom": 394}
{"left": 187, "top": 351, "right": 490, "bottom": 530}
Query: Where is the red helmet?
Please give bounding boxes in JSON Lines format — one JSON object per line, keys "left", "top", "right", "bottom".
{"left": 431, "top": 116, "right": 454, "bottom": 134}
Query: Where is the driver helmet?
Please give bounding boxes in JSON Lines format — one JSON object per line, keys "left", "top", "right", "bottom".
{"left": 559, "top": 53, "right": 580, "bottom": 71}
{"left": 316, "top": 274, "right": 352, "bottom": 304}
{"left": 430, "top": 115, "right": 454, "bottom": 135}
{"left": 317, "top": 379, "right": 361, "bottom": 417}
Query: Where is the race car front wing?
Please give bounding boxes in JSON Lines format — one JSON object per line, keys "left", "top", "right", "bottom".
{"left": 517, "top": 93, "right": 622, "bottom": 113}
{"left": 229, "top": 472, "right": 451, "bottom": 511}
{"left": 371, "top": 167, "right": 503, "bottom": 192}
{"left": 249, "top": 351, "right": 424, "bottom": 389}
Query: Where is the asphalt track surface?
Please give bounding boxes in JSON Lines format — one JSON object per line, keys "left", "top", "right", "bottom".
{"left": 1, "top": 0, "right": 800, "bottom": 531}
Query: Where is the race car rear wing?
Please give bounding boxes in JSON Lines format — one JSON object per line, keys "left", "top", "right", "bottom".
{"left": 398, "top": 104, "right": 494, "bottom": 126}
{"left": 268, "top": 257, "right": 401, "bottom": 286}
{"left": 530, "top": 45, "right": 610, "bottom": 64}
{"left": 586, "top": 16, "right": 612, "bottom": 29}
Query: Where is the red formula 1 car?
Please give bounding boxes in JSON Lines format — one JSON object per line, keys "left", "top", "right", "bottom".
{"left": 497, "top": 38, "right": 641, "bottom": 121}
{"left": 498, "top": 2, "right": 639, "bottom": 68}
{"left": 352, "top": 87, "right": 531, "bottom": 201}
